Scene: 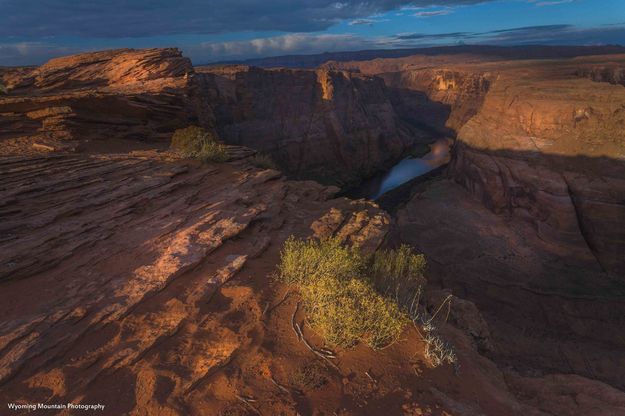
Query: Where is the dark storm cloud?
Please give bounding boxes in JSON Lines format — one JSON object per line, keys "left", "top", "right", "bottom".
{"left": 396, "top": 24, "right": 625, "bottom": 46}
{"left": 483, "top": 24, "right": 625, "bottom": 44}
{"left": 0, "top": 0, "right": 492, "bottom": 38}
{"left": 488, "top": 24, "right": 573, "bottom": 34}
{"left": 396, "top": 32, "right": 472, "bottom": 40}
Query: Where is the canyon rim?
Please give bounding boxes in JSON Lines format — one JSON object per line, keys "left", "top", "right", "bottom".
{"left": 1, "top": 1, "right": 625, "bottom": 415}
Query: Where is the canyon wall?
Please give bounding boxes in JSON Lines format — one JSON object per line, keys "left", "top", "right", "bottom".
{"left": 2, "top": 49, "right": 623, "bottom": 272}
{"left": 338, "top": 54, "right": 625, "bottom": 275}
{"left": 325, "top": 56, "right": 492, "bottom": 136}
{"left": 197, "top": 65, "right": 424, "bottom": 185}
{"left": 1, "top": 49, "right": 425, "bottom": 186}
{"left": 450, "top": 59, "right": 625, "bottom": 275}
{"left": 378, "top": 69, "right": 490, "bottom": 135}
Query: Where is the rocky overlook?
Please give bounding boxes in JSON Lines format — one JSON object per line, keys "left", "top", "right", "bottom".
{"left": 1, "top": 49, "right": 423, "bottom": 186}
{"left": 0, "top": 48, "right": 213, "bottom": 155}
{"left": 1, "top": 47, "right": 625, "bottom": 415}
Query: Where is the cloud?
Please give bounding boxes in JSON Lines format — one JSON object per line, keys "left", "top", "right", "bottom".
{"left": 486, "top": 24, "right": 575, "bottom": 42}
{"left": 349, "top": 19, "right": 376, "bottom": 26}
{"left": 396, "top": 24, "right": 625, "bottom": 46}
{"left": 2, "top": 22, "right": 624, "bottom": 66}
{"left": 0, "top": 42, "right": 81, "bottom": 66}
{"left": 348, "top": 18, "right": 389, "bottom": 26}
{"left": 414, "top": 9, "right": 454, "bottom": 17}
{"left": 186, "top": 33, "right": 376, "bottom": 62}
{"left": 529, "top": 0, "right": 575, "bottom": 6}
{"left": 396, "top": 32, "right": 471, "bottom": 40}
{"left": 0, "top": 0, "right": 493, "bottom": 38}
{"left": 188, "top": 23, "right": 625, "bottom": 64}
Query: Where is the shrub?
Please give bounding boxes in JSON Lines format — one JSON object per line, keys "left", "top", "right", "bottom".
{"left": 250, "top": 153, "right": 278, "bottom": 170}
{"left": 170, "top": 126, "right": 228, "bottom": 163}
{"left": 277, "top": 237, "right": 363, "bottom": 285}
{"left": 301, "top": 274, "right": 407, "bottom": 348}
{"left": 276, "top": 237, "right": 457, "bottom": 365}
{"left": 369, "top": 244, "right": 426, "bottom": 312}
{"left": 421, "top": 321, "right": 458, "bottom": 367}
{"left": 277, "top": 237, "right": 408, "bottom": 349}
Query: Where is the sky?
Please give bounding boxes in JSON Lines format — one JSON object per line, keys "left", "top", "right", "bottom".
{"left": 0, "top": 0, "right": 624, "bottom": 66}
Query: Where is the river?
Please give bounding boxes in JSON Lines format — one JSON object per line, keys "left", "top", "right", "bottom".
{"left": 356, "top": 138, "right": 453, "bottom": 200}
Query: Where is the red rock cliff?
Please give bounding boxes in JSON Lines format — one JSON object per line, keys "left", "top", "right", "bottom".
{"left": 0, "top": 48, "right": 214, "bottom": 153}
{"left": 449, "top": 57, "right": 625, "bottom": 275}
{"left": 197, "top": 65, "right": 426, "bottom": 185}
{"left": 334, "top": 53, "right": 625, "bottom": 275}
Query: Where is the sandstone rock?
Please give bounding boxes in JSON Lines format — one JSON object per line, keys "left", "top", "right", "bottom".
{"left": 330, "top": 53, "right": 625, "bottom": 276}
{"left": 0, "top": 48, "right": 215, "bottom": 155}
{"left": 0, "top": 152, "right": 401, "bottom": 414}
{"left": 449, "top": 56, "right": 625, "bottom": 275}
{"left": 396, "top": 179, "right": 625, "bottom": 392}
{"left": 427, "top": 289, "right": 493, "bottom": 352}
{"left": 197, "top": 65, "right": 427, "bottom": 185}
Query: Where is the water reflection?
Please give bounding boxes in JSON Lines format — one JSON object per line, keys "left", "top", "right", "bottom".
{"left": 371, "top": 138, "right": 452, "bottom": 199}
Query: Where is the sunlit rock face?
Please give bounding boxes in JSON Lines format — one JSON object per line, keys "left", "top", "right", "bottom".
{"left": 329, "top": 53, "right": 625, "bottom": 275}
{"left": 377, "top": 69, "right": 491, "bottom": 136}
{"left": 0, "top": 48, "right": 215, "bottom": 154}
{"left": 324, "top": 55, "right": 493, "bottom": 136}
{"left": 450, "top": 56, "right": 625, "bottom": 275}
{"left": 197, "top": 65, "right": 427, "bottom": 186}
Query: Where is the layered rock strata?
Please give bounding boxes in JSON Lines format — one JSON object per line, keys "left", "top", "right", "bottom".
{"left": 0, "top": 48, "right": 213, "bottom": 155}
{"left": 198, "top": 65, "right": 424, "bottom": 185}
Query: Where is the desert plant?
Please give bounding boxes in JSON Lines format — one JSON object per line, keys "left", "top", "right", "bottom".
{"left": 277, "top": 237, "right": 363, "bottom": 285}
{"left": 170, "top": 126, "right": 228, "bottom": 163}
{"left": 369, "top": 244, "right": 426, "bottom": 301}
{"left": 277, "top": 237, "right": 457, "bottom": 365}
{"left": 250, "top": 153, "right": 278, "bottom": 170}
{"left": 277, "top": 237, "right": 406, "bottom": 349}
{"left": 421, "top": 320, "right": 457, "bottom": 367}
{"left": 0, "top": 81, "right": 6, "bottom": 95}
{"left": 301, "top": 274, "right": 407, "bottom": 348}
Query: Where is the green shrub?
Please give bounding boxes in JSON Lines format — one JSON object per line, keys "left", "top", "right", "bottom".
{"left": 277, "top": 237, "right": 363, "bottom": 285}
{"left": 369, "top": 244, "right": 426, "bottom": 311}
{"left": 276, "top": 237, "right": 460, "bottom": 366}
{"left": 277, "top": 237, "right": 416, "bottom": 349}
{"left": 170, "top": 126, "right": 228, "bottom": 163}
{"left": 250, "top": 153, "right": 278, "bottom": 170}
{"left": 301, "top": 274, "right": 407, "bottom": 348}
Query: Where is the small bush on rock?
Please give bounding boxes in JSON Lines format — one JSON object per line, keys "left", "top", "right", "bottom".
{"left": 302, "top": 274, "right": 407, "bottom": 348}
{"left": 277, "top": 237, "right": 457, "bottom": 365}
{"left": 369, "top": 244, "right": 426, "bottom": 311}
{"left": 278, "top": 237, "right": 363, "bottom": 285}
{"left": 421, "top": 321, "right": 458, "bottom": 367}
{"left": 170, "top": 126, "right": 228, "bottom": 162}
{"left": 277, "top": 237, "right": 409, "bottom": 349}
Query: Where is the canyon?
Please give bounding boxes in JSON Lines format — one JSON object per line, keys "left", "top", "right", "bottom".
{"left": 1, "top": 47, "right": 624, "bottom": 415}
